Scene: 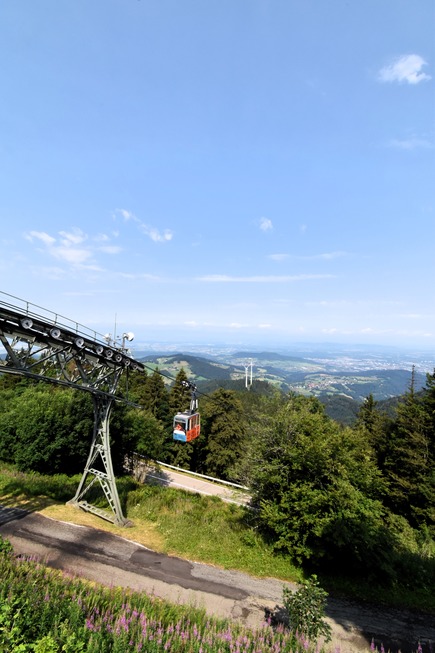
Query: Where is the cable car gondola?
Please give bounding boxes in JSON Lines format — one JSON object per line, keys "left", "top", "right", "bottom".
{"left": 173, "top": 381, "right": 200, "bottom": 442}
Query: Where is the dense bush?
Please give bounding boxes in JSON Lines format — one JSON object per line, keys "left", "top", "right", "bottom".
{"left": 0, "top": 384, "right": 92, "bottom": 474}
{"left": 250, "top": 394, "right": 435, "bottom": 587}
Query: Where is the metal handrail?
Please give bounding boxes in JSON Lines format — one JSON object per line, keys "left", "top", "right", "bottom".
{"left": 132, "top": 452, "right": 249, "bottom": 491}
{"left": 0, "top": 290, "right": 112, "bottom": 347}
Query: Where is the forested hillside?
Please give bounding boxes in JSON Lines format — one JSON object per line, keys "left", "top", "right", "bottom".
{"left": 0, "top": 365, "right": 434, "bottom": 603}
{"left": 139, "top": 351, "right": 427, "bottom": 402}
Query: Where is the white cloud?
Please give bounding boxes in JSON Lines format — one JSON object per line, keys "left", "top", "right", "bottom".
{"left": 388, "top": 137, "right": 433, "bottom": 150}
{"left": 115, "top": 208, "right": 173, "bottom": 243}
{"left": 291, "top": 251, "right": 348, "bottom": 261}
{"left": 25, "top": 231, "right": 56, "bottom": 246}
{"left": 58, "top": 228, "right": 86, "bottom": 246}
{"left": 378, "top": 54, "right": 431, "bottom": 84}
{"left": 51, "top": 246, "right": 92, "bottom": 265}
{"left": 118, "top": 209, "right": 135, "bottom": 221}
{"left": 25, "top": 228, "right": 103, "bottom": 269}
{"left": 139, "top": 224, "right": 173, "bottom": 242}
{"left": 198, "top": 274, "right": 335, "bottom": 282}
{"left": 25, "top": 230, "right": 92, "bottom": 265}
{"left": 259, "top": 217, "right": 273, "bottom": 232}
{"left": 268, "top": 253, "right": 289, "bottom": 261}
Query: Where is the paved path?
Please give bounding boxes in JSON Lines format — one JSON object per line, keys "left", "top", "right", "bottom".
{"left": 131, "top": 461, "right": 251, "bottom": 505}
{"left": 1, "top": 505, "right": 434, "bottom": 652}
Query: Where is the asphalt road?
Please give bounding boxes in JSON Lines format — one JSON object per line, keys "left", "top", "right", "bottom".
{"left": 131, "top": 460, "right": 251, "bottom": 505}
{"left": 1, "top": 505, "right": 434, "bottom": 653}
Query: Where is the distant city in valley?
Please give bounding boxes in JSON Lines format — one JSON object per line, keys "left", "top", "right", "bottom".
{"left": 132, "top": 341, "right": 435, "bottom": 404}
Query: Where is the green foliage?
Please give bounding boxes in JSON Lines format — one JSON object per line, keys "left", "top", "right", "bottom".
{"left": 250, "top": 394, "right": 394, "bottom": 576}
{"left": 384, "top": 372, "right": 435, "bottom": 533}
{"left": 169, "top": 367, "right": 191, "bottom": 413}
{"left": 127, "top": 483, "right": 301, "bottom": 580}
{"left": 111, "top": 403, "right": 167, "bottom": 468}
{"left": 200, "top": 388, "right": 247, "bottom": 480}
{"left": 140, "top": 368, "right": 171, "bottom": 427}
{"left": 0, "top": 534, "right": 13, "bottom": 556}
{"left": 117, "top": 367, "right": 148, "bottom": 404}
{"left": 282, "top": 575, "right": 332, "bottom": 643}
{"left": 32, "top": 634, "right": 59, "bottom": 652}
{"left": 0, "top": 386, "right": 92, "bottom": 474}
{"left": 319, "top": 394, "right": 360, "bottom": 426}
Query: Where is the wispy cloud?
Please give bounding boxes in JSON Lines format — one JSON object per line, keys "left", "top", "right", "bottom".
{"left": 268, "top": 254, "right": 289, "bottom": 261}
{"left": 24, "top": 227, "right": 120, "bottom": 270}
{"left": 388, "top": 137, "right": 434, "bottom": 150}
{"left": 197, "top": 274, "right": 335, "bottom": 282}
{"left": 26, "top": 229, "right": 93, "bottom": 266}
{"left": 259, "top": 217, "right": 273, "bottom": 232}
{"left": 26, "top": 231, "right": 56, "bottom": 247}
{"left": 115, "top": 208, "right": 173, "bottom": 243}
{"left": 269, "top": 251, "right": 348, "bottom": 261}
{"left": 378, "top": 54, "right": 431, "bottom": 84}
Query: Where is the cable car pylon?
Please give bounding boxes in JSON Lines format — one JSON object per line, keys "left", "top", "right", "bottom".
{"left": 0, "top": 291, "right": 144, "bottom": 526}
{"left": 68, "top": 394, "right": 131, "bottom": 526}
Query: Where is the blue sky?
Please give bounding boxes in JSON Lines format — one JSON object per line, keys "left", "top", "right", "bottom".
{"left": 1, "top": 1, "right": 434, "bottom": 350}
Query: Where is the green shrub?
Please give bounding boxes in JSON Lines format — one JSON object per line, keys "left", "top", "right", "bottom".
{"left": 0, "top": 534, "right": 13, "bottom": 556}
{"left": 282, "top": 575, "right": 332, "bottom": 644}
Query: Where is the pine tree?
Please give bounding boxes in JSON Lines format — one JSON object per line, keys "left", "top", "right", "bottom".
{"left": 141, "top": 369, "right": 171, "bottom": 427}
{"left": 169, "top": 368, "right": 191, "bottom": 414}
{"left": 201, "top": 388, "right": 247, "bottom": 480}
{"left": 356, "top": 393, "right": 391, "bottom": 470}
{"left": 384, "top": 368, "right": 434, "bottom": 530}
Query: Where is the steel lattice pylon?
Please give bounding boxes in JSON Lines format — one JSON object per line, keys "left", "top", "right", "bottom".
{"left": 0, "top": 291, "right": 145, "bottom": 526}
{"left": 68, "top": 394, "right": 131, "bottom": 526}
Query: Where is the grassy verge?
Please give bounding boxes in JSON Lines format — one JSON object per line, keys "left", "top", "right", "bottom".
{"left": 1, "top": 463, "right": 434, "bottom": 615}
{"left": 0, "top": 463, "right": 302, "bottom": 584}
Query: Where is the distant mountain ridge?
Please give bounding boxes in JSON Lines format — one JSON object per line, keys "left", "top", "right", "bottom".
{"left": 140, "top": 350, "right": 427, "bottom": 403}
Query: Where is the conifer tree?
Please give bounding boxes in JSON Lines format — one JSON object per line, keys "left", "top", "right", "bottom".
{"left": 169, "top": 368, "right": 191, "bottom": 414}
{"left": 141, "top": 368, "right": 171, "bottom": 427}
{"left": 384, "top": 368, "right": 434, "bottom": 530}
{"left": 201, "top": 388, "right": 247, "bottom": 480}
{"left": 356, "top": 393, "right": 391, "bottom": 470}
{"left": 119, "top": 367, "right": 148, "bottom": 405}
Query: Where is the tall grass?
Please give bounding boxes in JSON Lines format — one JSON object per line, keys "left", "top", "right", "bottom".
{"left": 0, "top": 464, "right": 302, "bottom": 583}
{"left": 126, "top": 484, "right": 302, "bottom": 581}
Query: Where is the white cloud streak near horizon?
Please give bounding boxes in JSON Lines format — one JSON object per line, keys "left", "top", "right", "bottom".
{"left": 197, "top": 274, "right": 335, "bottom": 282}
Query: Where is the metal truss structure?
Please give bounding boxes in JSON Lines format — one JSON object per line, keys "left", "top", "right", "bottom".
{"left": 0, "top": 291, "right": 145, "bottom": 526}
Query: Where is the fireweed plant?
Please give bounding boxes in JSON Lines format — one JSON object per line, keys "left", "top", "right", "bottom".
{"left": 0, "top": 535, "right": 321, "bottom": 653}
